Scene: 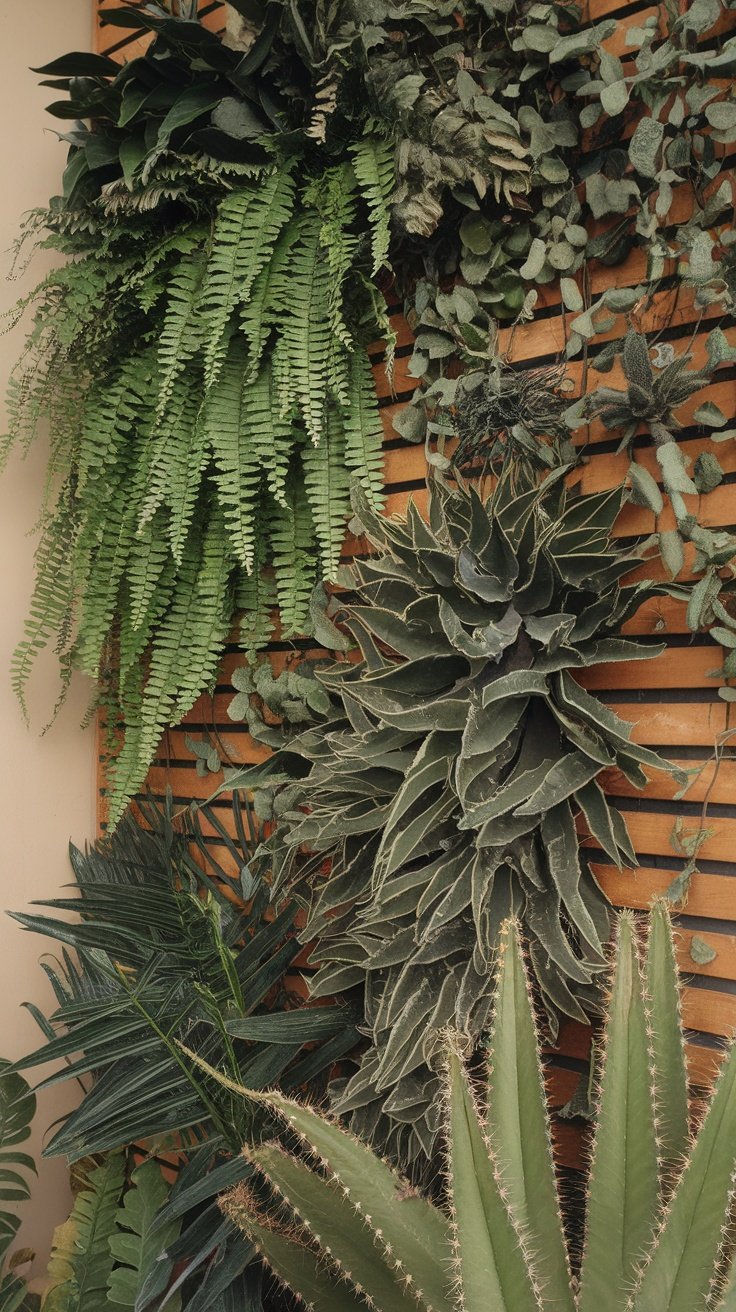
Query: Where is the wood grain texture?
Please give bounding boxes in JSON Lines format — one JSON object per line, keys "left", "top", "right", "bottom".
{"left": 94, "top": 0, "right": 736, "bottom": 1064}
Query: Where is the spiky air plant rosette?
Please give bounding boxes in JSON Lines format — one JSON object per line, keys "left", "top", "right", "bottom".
{"left": 227, "top": 468, "right": 679, "bottom": 1163}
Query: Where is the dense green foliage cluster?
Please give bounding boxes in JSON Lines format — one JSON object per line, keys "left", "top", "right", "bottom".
{"left": 229, "top": 472, "right": 676, "bottom": 1159}
{"left": 7, "top": 139, "right": 392, "bottom": 824}
{"left": 6, "top": 1, "right": 736, "bottom": 1306}
{"left": 9, "top": 0, "right": 736, "bottom": 816}
{"left": 11, "top": 797, "right": 356, "bottom": 1310}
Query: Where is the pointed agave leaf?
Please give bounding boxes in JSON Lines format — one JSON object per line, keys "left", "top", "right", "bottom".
{"left": 541, "top": 804, "right": 606, "bottom": 955}
{"left": 375, "top": 733, "right": 453, "bottom": 875}
{"left": 576, "top": 780, "right": 630, "bottom": 865}
{"left": 643, "top": 902, "right": 689, "bottom": 1167}
{"left": 514, "top": 752, "right": 602, "bottom": 816}
{"left": 578, "top": 915, "right": 659, "bottom": 1311}
{"left": 445, "top": 1046, "right": 542, "bottom": 1312}
{"left": 484, "top": 923, "right": 575, "bottom": 1311}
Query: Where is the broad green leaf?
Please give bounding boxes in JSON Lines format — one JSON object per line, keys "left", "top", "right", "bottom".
{"left": 107, "top": 1160, "right": 180, "bottom": 1308}
{"left": 628, "top": 463, "right": 663, "bottom": 514}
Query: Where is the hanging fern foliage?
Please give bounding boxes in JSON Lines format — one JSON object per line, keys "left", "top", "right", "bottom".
{"left": 6, "top": 150, "right": 393, "bottom": 824}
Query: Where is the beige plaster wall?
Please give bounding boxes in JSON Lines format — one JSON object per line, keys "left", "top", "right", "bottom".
{"left": 0, "top": 0, "right": 96, "bottom": 1274}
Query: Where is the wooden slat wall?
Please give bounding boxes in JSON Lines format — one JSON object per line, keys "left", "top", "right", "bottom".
{"left": 95, "top": 1, "right": 736, "bottom": 1131}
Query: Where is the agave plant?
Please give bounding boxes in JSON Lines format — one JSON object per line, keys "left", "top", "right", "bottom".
{"left": 233, "top": 468, "right": 677, "bottom": 1159}
{"left": 10, "top": 796, "right": 357, "bottom": 1311}
{"left": 221, "top": 905, "right": 736, "bottom": 1312}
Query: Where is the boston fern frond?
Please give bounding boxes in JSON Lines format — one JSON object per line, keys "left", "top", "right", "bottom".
{"left": 6, "top": 151, "right": 390, "bottom": 825}
{"left": 233, "top": 469, "right": 680, "bottom": 1163}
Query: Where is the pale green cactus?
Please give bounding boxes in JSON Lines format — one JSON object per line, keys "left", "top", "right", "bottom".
{"left": 221, "top": 904, "right": 736, "bottom": 1311}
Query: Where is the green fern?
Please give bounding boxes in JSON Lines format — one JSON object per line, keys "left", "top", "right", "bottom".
{"left": 239, "top": 224, "right": 300, "bottom": 381}
{"left": 271, "top": 477, "right": 318, "bottom": 636}
{"left": 107, "top": 1161, "right": 181, "bottom": 1310}
{"left": 275, "top": 213, "right": 335, "bottom": 443}
{"left": 343, "top": 350, "right": 386, "bottom": 504}
{"left": 204, "top": 337, "right": 266, "bottom": 572}
{"left": 44, "top": 1155, "right": 125, "bottom": 1312}
{"left": 350, "top": 136, "right": 394, "bottom": 275}
{"left": 201, "top": 164, "right": 297, "bottom": 389}
{"left": 11, "top": 487, "right": 78, "bottom": 721}
{"left": 302, "top": 407, "right": 352, "bottom": 581}
{"left": 246, "top": 359, "right": 296, "bottom": 510}
{"left": 8, "top": 155, "right": 387, "bottom": 824}
{"left": 154, "top": 247, "right": 208, "bottom": 425}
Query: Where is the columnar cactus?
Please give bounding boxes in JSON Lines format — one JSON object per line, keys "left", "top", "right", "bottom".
{"left": 222, "top": 905, "right": 736, "bottom": 1311}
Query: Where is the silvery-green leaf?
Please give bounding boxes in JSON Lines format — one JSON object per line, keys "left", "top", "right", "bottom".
{"left": 656, "top": 443, "right": 697, "bottom": 495}
{"left": 548, "top": 20, "right": 617, "bottom": 61}
{"left": 689, "top": 230, "right": 717, "bottom": 283}
{"left": 600, "top": 80, "right": 630, "bottom": 115}
{"left": 628, "top": 115, "right": 664, "bottom": 177}
{"left": 689, "top": 935, "right": 717, "bottom": 966}
{"left": 694, "top": 402, "right": 727, "bottom": 428}
{"left": 705, "top": 100, "right": 736, "bottom": 134}
{"left": 659, "top": 530, "right": 685, "bottom": 580}
{"left": 693, "top": 453, "right": 723, "bottom": 494}
{"left": 628, "top": 463, "right": 663, "bottom": 514}
{"left": 519, "top": 237, "right": 547, "bottom": 280}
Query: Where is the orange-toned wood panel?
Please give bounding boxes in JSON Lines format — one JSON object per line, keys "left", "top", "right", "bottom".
{"left": 96, "top": 1, "right": 225, "bottom": 58}
{"left": 95, "top": 0, "right": 736, "bottom": 1076}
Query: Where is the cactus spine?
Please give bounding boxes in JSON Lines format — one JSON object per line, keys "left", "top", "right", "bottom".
{"left": 221, "top": 904, "right": 736, "bottom": 1311}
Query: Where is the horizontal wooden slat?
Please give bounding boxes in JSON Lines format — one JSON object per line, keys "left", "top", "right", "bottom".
{"left": 589, "top": 809, "right": 736, "bottom": 865}
{"left": 578, "top": 646, "right": 724, "bottom": 690}
{"left": 594, "top": 862, "right": 736, "bottom": 919}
